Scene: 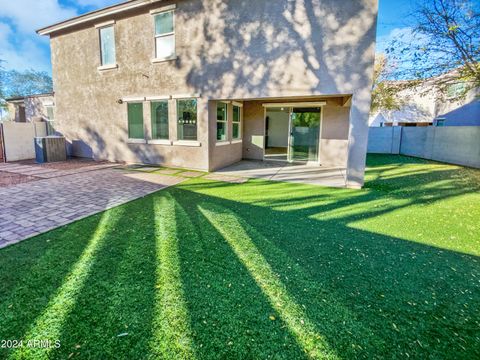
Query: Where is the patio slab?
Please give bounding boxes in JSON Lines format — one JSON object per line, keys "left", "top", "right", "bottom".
{"left": 178, "top": 171, "right": 205, "bottom": 178}
{"left": 203, "top": 174, "right": 249, "bottom": 184}
{"left": 0, "top": 169, "right": 185, "bottom": 248}
{"left": 155, "top": 168, "right": 181, "bottom": 175}
{"left": 216, "top": 160, "right": 347, "bottom": 187}
{"left": 132, "top": 166, "right": 160, "bottom": 172}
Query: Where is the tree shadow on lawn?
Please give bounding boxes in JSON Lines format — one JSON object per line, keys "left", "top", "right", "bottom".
{"left": 364, "top": 154, "right": 479, "bottom": 191}
{"left": 48, "top": 196, "right": 158, "bottom": 359}
{"left": 49, "top": 192, "right": 317, "bottom": 359}
{"left": 172, "top": 194, "right": 320, "bottom": 359}
{"left": 1, "top": 198, "right": 159, "bottom": 359}
{"left": 0, "top": 155, "right": 478, "bottom": 359}
{"left": 0, "top": 213, "right": 104, "bottom": 358}
{"left": 167, "top": 157, "right": 480, "bottom": 358}
{"left": 0, "top": 193, "right": 316, "bottom": 359}
{"left": 182, "top": 171, "right": 474, "bottom": 227}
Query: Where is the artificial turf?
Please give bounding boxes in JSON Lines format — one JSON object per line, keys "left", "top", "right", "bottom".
{"left": 0, "top": 154, "right": 479, "bottom": 359}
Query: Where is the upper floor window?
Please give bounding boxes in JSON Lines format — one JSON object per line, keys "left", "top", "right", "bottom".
{"left": 154, "top": 11, "right": 175, "bottom": 60}
{"left": 177, "top": 99, "right": 197, "bottom": 140}
{"left": 99, "top": 25, "right": 116, "bottom": 66}
{"left": 216, "top": 102, "right": 227, "bottom": 141}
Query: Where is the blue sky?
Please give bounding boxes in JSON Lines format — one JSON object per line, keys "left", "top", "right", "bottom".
{"left": 0, "top": 0, "right": 418, "bottom": 74}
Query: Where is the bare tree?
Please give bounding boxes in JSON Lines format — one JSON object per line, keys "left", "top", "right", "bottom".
{"left": 386, "top": 0, "right": 480, "bottom": 97}
{"left": 1, "top": 69, "right": 53, "bottom": 98}
{"left": 370, "top": 54, "right": 403, "bottom": 113}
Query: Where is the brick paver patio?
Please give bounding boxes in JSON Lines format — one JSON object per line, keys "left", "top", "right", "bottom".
{"left": 0, "top": 168, "right": 185, "bottom": 248}
{"left": 0, "top": 162, "right": 118, "bottom": 179}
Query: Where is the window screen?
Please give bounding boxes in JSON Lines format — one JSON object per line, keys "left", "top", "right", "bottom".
{"left": 154, "top": 11, "right": 175, "bottom": 59}
{"left": 177, "top": 99, "right": 197, "bottom": 140}
{"left": 151, "top": 101, "right": 169, "bottom": 139}
{"left": 99, "top": 26, "right": 116, "bottom": 66}
{"left": 216, "top": 102, "right": 227, "bottom": 141}
{"left": 128, "top": 103, "right": 144, "bottom": 139}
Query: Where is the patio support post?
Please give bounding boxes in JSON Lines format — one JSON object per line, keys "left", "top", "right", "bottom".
{"left": 345, "top": 89, "right": 372, "bottom": 188}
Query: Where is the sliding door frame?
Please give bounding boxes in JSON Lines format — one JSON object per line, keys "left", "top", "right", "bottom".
{"left": 262, "top": 102, "right": 325, "bottom": 165}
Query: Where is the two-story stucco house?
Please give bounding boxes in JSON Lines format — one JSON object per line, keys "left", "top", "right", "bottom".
{"left": 37, "top": 0, "right": 377, "bottom": 188}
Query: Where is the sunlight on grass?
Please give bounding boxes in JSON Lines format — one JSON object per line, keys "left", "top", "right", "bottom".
{"left": 348, "top": 194, "right": 480, "bottom": 257}
{"left": 198, "top": 204, "right": 338, "bottom": 360}
{"left": 149, "top": 194, "right": 197, "bottom": 359}
{"left": 1, "top": 155, "right": 478, "bottom": 358}
{"left": 10, "top": 211, "right": 117, "bottom": 360}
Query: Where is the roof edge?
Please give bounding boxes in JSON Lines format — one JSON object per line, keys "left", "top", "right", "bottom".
{"left": 5, "top": 93, "right": 55, "bottom": 102}
{"left": 36, "top": 0, "right": 164, "bottom": 36}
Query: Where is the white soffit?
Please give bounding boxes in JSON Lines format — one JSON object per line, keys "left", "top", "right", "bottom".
{"left": 37, "top": 0, "right": 164, "bottom": 36}
{"left": 122, "top": 96, "right": 145, "bottom": 102}
{"left": 262, "top": 101, "right": 327, "bottom": 108}
{"left": 150, "top": 4, "right": 176, "bottom": 14}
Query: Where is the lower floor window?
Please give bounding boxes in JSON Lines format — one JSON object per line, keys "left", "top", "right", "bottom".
{"left": 127, "top": 102, "right": 144, "bottom": 139}
{"left": 232, "top": 105, "right": 242, "bottom": 139}
{"left": 216, "top": 102, "right": 227, "bottom": 141}
{"left": 177, "top": 99, "right": 197, "bottom": 140}
{"left": 151, "top": 101, "right": 169, "bottom": 139}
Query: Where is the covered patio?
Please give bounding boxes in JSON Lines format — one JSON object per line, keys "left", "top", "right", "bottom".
{"left": 215, "top": 160, "right": 347, "bottom": 187}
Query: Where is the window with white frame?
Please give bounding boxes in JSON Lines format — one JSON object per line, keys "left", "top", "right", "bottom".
{"left": 232, "top": 104, "right": 242, "bottom": 139}
{"left": 127, "top": 102, "right": 144, "bottom": 139}
{"left": 45, "top": 106, "right": 55, "bottom": 135}
{"left": 177, "top": 99, "right": 197, "bottom": 140}
{"left": 154, "top": 10, "right": 175, "bottom": 60}
{"left": 151, "top": 100, "right": 169, "bottom": 140}
{"left": 99, "top": 25, "right": 116, "bottom": 66}
{"left": 446, "top": 82, "right": 466, "bottom": 99}
{"left": 216, "top": 102, "right": 227, "bottom": 141}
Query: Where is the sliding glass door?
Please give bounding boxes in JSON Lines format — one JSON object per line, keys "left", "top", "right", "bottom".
{"left": 288, "top": 107, "right": 321, "bottom": 162}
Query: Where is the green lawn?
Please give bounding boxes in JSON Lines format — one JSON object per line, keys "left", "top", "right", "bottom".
{"left": 1, "top": 155, "right": 479, "bottom": 359}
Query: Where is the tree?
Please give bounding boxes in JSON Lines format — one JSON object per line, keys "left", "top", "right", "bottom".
{"left": 2, "top": 69, "right": 53, "bottom": 98}
{"left": 370, "top": 54, "right": 403, "bottom": 113}
{"left": 386, "top": 0, "right": 480, "bottom": 98}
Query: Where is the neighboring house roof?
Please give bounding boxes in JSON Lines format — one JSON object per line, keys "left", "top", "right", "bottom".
{"left": 5, "top": 93, "right": 54, "bottom": 103}
{"left": 369, "top": 81, "right": 479, "bottom": 127}
{"left": 4, "top": 96, "right": 25, "bottom": 102}
{"left": 370, "top": 66, "right": 480, "bottom": 127}
{"left": 37, "top": 0, "right": 165, "bottom": 36}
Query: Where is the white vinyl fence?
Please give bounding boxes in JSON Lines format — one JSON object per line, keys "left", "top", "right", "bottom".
{"left": 1, "top": 122, "right": 47, "bottom": 161}
{"left": 368, "top": 126, "right": 480, "bottom": 168}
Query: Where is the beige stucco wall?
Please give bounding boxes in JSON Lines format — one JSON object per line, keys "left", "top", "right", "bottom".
{"left": 6, "top": 102, "right": 26, "bottom": 123}
{"left": 320, "top": 99, "right": 349, "bottom": 167}
{"left": 25, "top": 95, "right": 55, "bottom": 122}
{"left": 6, "top": 95, "right": 54, "bottom": 123}
{"left": 6, "top": 103, "right": 18, "bottom": 122}
{"left": 207, "top": 100, "right": 243, "bottom": 171}
{"left": 49, "top": 0, "right": 377, "bottom": 182}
